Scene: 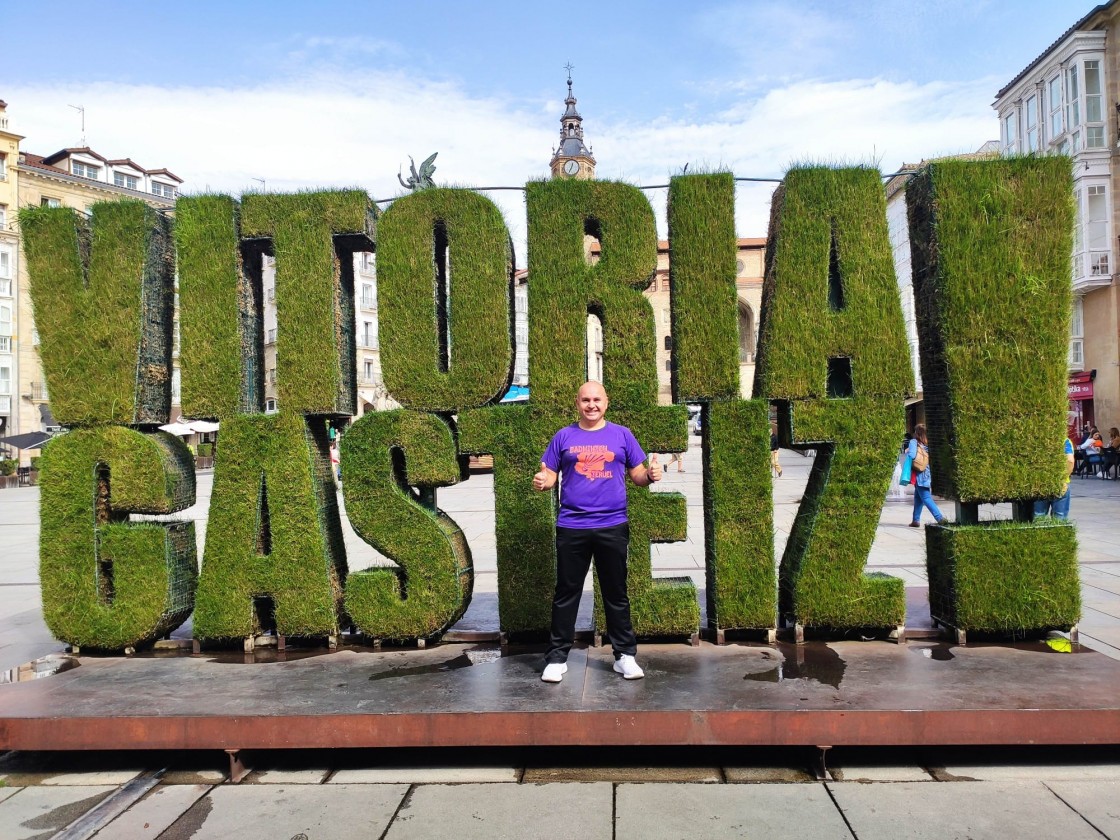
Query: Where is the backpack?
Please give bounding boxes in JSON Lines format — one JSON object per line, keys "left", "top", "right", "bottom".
{"left": 913, "top": 444, "right": 929, "bottom": 473}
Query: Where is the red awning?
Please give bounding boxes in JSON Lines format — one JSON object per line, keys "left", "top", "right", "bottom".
{"left": 1069, "top": 371, "right": 1094, "bottom": 400}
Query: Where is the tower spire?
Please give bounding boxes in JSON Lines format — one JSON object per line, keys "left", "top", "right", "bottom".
{"left": 550, "top": 65, "right": 595, "bottom": 179}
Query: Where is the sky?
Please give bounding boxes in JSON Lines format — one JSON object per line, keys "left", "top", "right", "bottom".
{"left": 1, "top": 0, "right": 1088, "bottom": 263}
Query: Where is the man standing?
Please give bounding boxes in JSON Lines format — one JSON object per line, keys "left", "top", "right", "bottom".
{"left": 1033, "top": 437, "right": 1076, "bottom": 519}
{"left": 533, "top": 381, "right": 662, "bottom": 682}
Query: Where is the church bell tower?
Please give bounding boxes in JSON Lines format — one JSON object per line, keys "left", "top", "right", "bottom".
{"left": 549, "top": 70, "right": 596, "bottom": 179}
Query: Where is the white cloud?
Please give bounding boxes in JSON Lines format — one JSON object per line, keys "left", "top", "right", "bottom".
{"left": 5, "top": 71, "right": 1000, "bottom": 261}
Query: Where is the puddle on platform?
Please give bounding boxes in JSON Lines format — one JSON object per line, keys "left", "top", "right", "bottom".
{"left": 743, "top": 643, "right": 845, "bottom": 689}
{"left": 0, "top": 654, "right": 80, "bottom": 684}
{"left": 368, "top": 646, "right": 504, "bottom": 681}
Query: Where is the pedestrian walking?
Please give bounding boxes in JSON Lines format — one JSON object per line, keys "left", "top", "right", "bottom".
{"left": 532, "top": 381, "right": 662, "bottom": 683}
{"left": 770, "top": 424, "right": 782, "bottom": 478}
{"left": 907, "top": 424, "right": 947, "bottom": 527}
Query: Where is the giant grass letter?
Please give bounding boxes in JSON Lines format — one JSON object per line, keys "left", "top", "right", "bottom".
{"left": 524, "top": 178, "right": 697, "bottom": 639}
{"left": 755, "top": 167, "right": 912, "bottom": 632}
{"left": 240, "top": 191, "right": 376, "bottom": 415}
{"left": 668, "top": 173, "right": 775, "bottom": 634}
{"left": 192, "top": 412, "right": 347, "bottom": 639}
{"left": 38, "top": 428, "right": 197, "bottom": 650}
{"left": 377, "top": 188, "right": 515, "bottom": 412}
{"left": 342, "top": 410, "right": 473, "bottom": 641}
{"left": 174, "top": 195, "right": 256, "bottom": 418}
{"left": 21, "top": 201, "right": 174, "bottom": 425}
{"left": 908, "top": 159, "right": 1080, "bottom": 634}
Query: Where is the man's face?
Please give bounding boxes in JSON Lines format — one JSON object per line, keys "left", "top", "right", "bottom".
{"left": 576, "top": 383, "right": 609, "bottom": 425}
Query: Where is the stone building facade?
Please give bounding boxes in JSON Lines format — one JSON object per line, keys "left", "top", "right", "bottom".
{"left": 993, "top": 1, "right": 1120, "bottom": 436}
{"left": 0, "top": 100, "right": 180, "bottom": 452}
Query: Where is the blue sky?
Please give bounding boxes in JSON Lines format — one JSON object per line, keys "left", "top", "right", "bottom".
{"left": 1, "top": 1, "right": 1089, "bottom": 259}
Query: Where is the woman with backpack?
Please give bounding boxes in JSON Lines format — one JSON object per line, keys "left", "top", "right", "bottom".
{"left": 908, "top": 424, "right": 948, "bottom": 528}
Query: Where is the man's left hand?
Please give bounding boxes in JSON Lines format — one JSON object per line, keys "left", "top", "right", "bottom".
{"left": 648, "top": 454, "right": 662, "bottom": 483}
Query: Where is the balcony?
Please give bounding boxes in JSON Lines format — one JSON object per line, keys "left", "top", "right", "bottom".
{"left": 26, "top": 382, "right": 48, "bottom": 401}
{"left": 1073, "top": 249, "right": 1113, "bottom": 292}
{"left": 358, "top": 337, "right": 379, "bottom": 350}
{"left": 359, "top": 295, "right": 377, "bottom": 310}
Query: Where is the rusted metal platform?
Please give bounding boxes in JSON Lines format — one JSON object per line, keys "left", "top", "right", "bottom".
{"left": 1, "top": 639, "right": 1119, "bottom": 753}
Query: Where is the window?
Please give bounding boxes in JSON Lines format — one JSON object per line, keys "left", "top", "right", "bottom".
{"left": 0, "top": 365, "right": 10, "bottom": 395}
{"left": 664, "top": 359, "right": 671, "bottom": 372}
{"left": 0, "top": 152, "right": 6, "bottom": 180}
{"left": 363, "top": 360, "right": 374, "bottom": 382}
{"left": 0, "top": 204, "right": 6, "bottom": 228}
{"left": 266, "top": 286, "right": 275, "bottom": 303}
{"left": 266, "top": 328, "right": 276, "bottom": 345}
{"left": 1066, "top": 65, "right": 1080, "bottom": 132}
{"left": 41, "top": 197, "right": 61, "bottom": 208}
{"left": 1025, "top": 95, "right": 1039, "bottom": 152}
{"left": 71, "top": 161, "right": 100, "bottom": 179}
{"left": 1048, "top": 76, "right": 1063, "bottom": 139}
{"left": 661, "top": 308, "right": 669, "bottom": 326}
{"left": 171, "top": 369, "right": 181, "bottom": 403}
{"left": 361, "top": 321, "right": 376, "bottom": 348}
{"left": 0, "top": 303, "right": 10, "bottom": 336}
{"left": 0, "top": 248, "right": 10, "bottom": 291}
{"left": 1087, "top": 184, "right": 1108, "bottom": 275}
{"left": 1003, "top": 111, "right": 1018, "bottom": 154}
{"left": 265, "top": 399, "right": 278, "bottom": 414}
{"left": 361, "top": 284, "right": 375, "bottom": 309}
{"left": 113, "top": 172, "right": 139, "bottom": 190}
{"left": 1085, "top": 60, "right": 1105, "bottom": 148}
{"left": 1070, "top": 295, "right": 1084, "bottom": 369}
{"left": 268, "top": 368, "right": 277, "bottom": 384}
{"left": 0, "top": 337, "right": 9, "bottom": 353}
{"left": 151, "top": 182, "right": 176, "bottom": 198}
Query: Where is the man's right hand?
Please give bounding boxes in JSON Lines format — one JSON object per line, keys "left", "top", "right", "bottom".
{"left": 533, "top": 464, "right": 556, "bottom": 491}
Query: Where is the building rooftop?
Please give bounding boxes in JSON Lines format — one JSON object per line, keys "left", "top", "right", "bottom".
{"left": 995, "top": 1, "right": 1115, "bottom": 100}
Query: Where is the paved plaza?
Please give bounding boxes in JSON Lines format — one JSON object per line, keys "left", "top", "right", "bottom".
{"left": 1, "top": 438, "right": 1119, "bottom": 838}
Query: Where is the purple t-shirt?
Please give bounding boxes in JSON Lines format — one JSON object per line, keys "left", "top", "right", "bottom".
{"left": 542, "top": 422, "right": 646, "bottom": 529}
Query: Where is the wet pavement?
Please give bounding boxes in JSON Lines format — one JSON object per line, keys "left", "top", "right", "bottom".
{"left": 2, "top": 439, "right": 1120, "bottom": 837}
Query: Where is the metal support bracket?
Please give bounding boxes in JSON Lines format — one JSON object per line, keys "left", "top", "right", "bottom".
{"left": 226, "top": 749, "right": 251, "bottom": 784}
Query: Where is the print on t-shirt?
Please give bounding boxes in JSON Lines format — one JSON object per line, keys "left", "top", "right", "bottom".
{"left": 572, "top": 445, "right": 615, "bottom": 481}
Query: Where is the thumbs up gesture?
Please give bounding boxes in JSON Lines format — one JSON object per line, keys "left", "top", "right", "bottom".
{"left": 648, "top": 454, "right": 662, "bottom": 483}
{"left": 533, "top": 466, "right": 552, "bottom": 491}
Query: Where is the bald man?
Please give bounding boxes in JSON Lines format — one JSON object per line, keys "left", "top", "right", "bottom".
{"left": 533, "top": 382, "right": 662, "bottom": 682}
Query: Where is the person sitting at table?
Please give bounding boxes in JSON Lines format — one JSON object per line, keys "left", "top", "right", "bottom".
{"left": 1105, "top": 427, "right": 1120, "bottom": 479}
{"left": 1082, "top": 430, "right": 1105, "bottom": 476}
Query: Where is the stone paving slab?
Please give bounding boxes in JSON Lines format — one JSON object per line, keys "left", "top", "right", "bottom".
{"left": 329, "top": 766, "right": 519, "bottom": 784}
{"left": 385, "top": 782, "right": 612, "bottom": 840}
{"left": 829, "top": 764, "right": 933, "bottom": 783}
{"left": 615, "top": 782, "right": 852, "bottom": 840}
{"left": 163, "top": 784, "right": 407, "bottom": 840}
{"left": 39, "top": 768, "right": 144, "bottom": 786}
{"left": 828, "top": 780, "right": 1103, "bottom": 840}
{"left": 92, "top": 783, "right": 212, "bottom": 840}
{"left": 722, "top": 765, "right": 817, "bottom": 783}
{"left": 1045, "top": 780, "right": 1120, "bottom": 838}
{"left": 522, "top": 766, "right": 721, "bottom": 783}
{"left": 0, "top": 785, "right": 115, "bottom": 840}
{"left": 244, "top": 767, "right": 330, "bottom": 784}
{"left": 935, "top": 761, "right": 1120, "bottom": 781}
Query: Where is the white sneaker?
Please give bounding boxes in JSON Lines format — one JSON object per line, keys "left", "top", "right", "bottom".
{"left": 541, "top": 662, "right": 567, "bottom": 683}
{"left": 613, "top": 654, "right": 644, "bottom": 680}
